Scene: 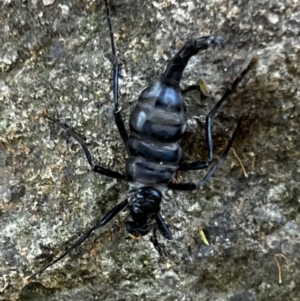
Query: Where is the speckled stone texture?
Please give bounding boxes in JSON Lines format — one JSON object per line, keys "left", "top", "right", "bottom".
{"left": 0, "top": 0, "right": 299, "bottom": 300}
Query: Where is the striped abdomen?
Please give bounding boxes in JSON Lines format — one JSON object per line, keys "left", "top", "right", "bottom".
{"left": 126, "top": 80, "right": 186, "bottom": 186}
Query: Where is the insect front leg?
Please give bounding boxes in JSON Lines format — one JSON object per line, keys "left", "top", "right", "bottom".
{"left": 150, "top": 228, "right": 168, "bottom": 259}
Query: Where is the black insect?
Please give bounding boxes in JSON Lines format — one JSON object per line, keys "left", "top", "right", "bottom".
{"left": 28, "top": 0, "right": 257, "bottom": 281}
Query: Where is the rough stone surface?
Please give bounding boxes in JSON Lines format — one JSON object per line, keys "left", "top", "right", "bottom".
{"left": 1, "top": 0, "right": 299, "bottom": 300}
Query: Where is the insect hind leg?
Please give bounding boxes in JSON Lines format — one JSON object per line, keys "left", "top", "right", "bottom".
{"left": 104, "top": 0, "right": 130, "bottom": 154}
{"left": 169, "top": 117, "right": 243, "bottom": 191}
{"left": 171, "top": 57, "right": 258, "bottom": 190}
{"left": 179, "top": 57, "right": 258, "bottom": 173}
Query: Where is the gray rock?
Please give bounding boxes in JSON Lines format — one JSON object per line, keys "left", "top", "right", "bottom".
{"left": 1, "top": 0, "right": 299, "bottom": 300}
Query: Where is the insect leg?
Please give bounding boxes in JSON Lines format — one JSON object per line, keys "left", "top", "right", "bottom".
{"left": 47, "top": 116, "right": 127, "bottom": 180}
{"left": 155, "top": 213, "right": 173, "bottom": 240}
{"left": 150, "top": 228, "right": 168, "bottom": 259}
{"left": 28, "top": 199, "right": 128, "bottom": 281}
{"left": 168, "top": 117, "right": 243, "bottom": 191}
{"left": 179, "top": 57, "right": 258, "bottom": 172}
{"left": 104, "top": 0, "right": 130, "bottom": 154}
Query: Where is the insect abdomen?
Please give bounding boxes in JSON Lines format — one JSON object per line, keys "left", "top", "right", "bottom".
{"left": 126, "top": 80, "right": 186, "bottom": 184}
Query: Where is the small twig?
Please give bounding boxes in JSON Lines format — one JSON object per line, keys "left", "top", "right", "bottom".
{"left": 231, "top": 147, "right": 248, "bottom": 177}
{"left": 274, "top": 254, "right": 289, "bottom": 284}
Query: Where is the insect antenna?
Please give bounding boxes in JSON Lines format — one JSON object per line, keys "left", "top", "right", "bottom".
{"left": 28, "top": 199, "right": 128, "bottom": 281}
